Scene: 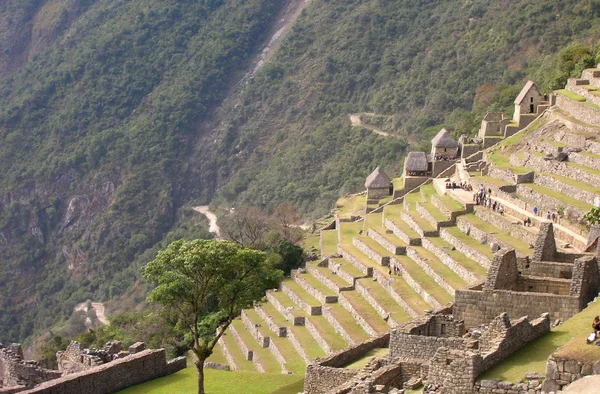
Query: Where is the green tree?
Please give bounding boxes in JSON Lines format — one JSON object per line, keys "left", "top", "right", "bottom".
{"left": 584, "top": 206, "right": 600, "bottom": 226}
{"left": 142, "top": 239, "right": 282, "bottom": 394}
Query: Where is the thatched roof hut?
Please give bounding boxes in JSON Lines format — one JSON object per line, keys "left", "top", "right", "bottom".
{"left": 365, "top": 167, "right": 391, "bottom": 189}
{"left": 431, "top": 128, "right": 458, "bottom": 149}
{"left": 404, "top": 152, "right": 428, "bottom": 173}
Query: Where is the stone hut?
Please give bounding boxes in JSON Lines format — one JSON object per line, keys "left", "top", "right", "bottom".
{"left": 513, "top": 80, "right": 545, "bottom": 123}
{"left": 365, "top": 167, "right": 391, "bottom": 199}
{"left": 404, "top": 152, "right": 428, "bottom": 177}
{"left": 431, "top": 128, "right": 459, "bottom": 160}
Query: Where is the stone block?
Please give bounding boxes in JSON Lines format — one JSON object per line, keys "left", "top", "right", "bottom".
{"left": 128, "top": 342, "right": 146, "bottom": 354}
{"left": 564, "top": 360, "right": 579, "bottom": 374}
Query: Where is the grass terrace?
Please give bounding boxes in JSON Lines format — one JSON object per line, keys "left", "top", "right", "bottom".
{"left": 205, "top": 341, "right": 228, "bottom": 365}
{"left": 306, "top": 314, "right": 349, "bottom": 351}
{"left": 461, "top": 214, "right": 532, "bottom": 255}
{"left": 324, "top": 303, "right": 371, "bottom": 343}
{"left": 301, "top": 233, "right": 320, "bottom": 254}
{"left": 426, "top": 236, "right": 488, "bottom": 279}
{"left": 556, "top": 89, "right": 586, "bottom": 102}
{"left": 419, "top": 201, "right": 449, "bottom": 222}
{"left": 219, "top": 329, "right": 257, "bottom": 371}
{"left": 540, "top": 172, "right": 600, "bottom": 195}
{"left": 321, "top": 230, "right": 338, "bottom": 255}
{"left": 523, "top": 184, "right": 593, "bottom": 211}
{"left": 356, "top": 235, "right": 392, "bottom": 259}
{"left": 356, "top": 278, "right": 412, "bottom": 324}
{"left": 404, "top": 192, "right": 421, "bottom": 210}
{"left": 310, "top": 263, "right": 352, "bottom": 288}
{"left": 437, "top": 194, "right": 465, "bottom": 212}
{"left": 231, "top": 319, "right": 281, "bottom": 373}
{"left": 370, "top": 226, "right": 408, "bottom": 248}
{"left": 410, "top": 246, "right": 468, "bottom": 290}
{"left": 365, "top": 212, "right": 383, "bottom": 230}
{"left": 566, "top": 161, "right": 600, "bottom": 178}
{"left": 282, "top": 280, "right": 321, "bottom": 309}
{"left": 296, "top": 270, "right": 337, "bottom": 298}
{"left": 420, "top": 183, "right": 437, "bottom": 200}
{"left": 394, "top": 255, "right": 453, "bottom": 305}
{"left": 340, "top": 221, "right": 363, "bottom": 245}
{"left": 393, "top": 177, "right": 404, "bottom": 191}
{"left": 387, "top": 276, "right": 432, "bottom": 314}
{"left": 341, "top": 291, "right": 392, "bottom": 334}
{"left": 343, "top": 348, "right": 389, "bottom": 369}
{"left": 330, "top": 257, "right": 368, "bottom": 279}
{"left": 405, "top": 210, "right": 437, "bottom": 233}
{"left": 472, "top": 175, "right": 511, "bottom": 188}
{"left": 480, "top": 298, "right": 600, "bottom": 383}
{"left": 336, "top": 194, "right": 366, "bottom": 219}
{"left": 443, "top": 227, "right": 493, "bottom": 259}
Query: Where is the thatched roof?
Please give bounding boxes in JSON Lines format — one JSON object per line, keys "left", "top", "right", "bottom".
{"left": 365, "top": 167, "right": 391, "bottom": 189}
{"left": 431, "top": 128, "right": 458, "bottom": 149}
{"left": 514, "top": 80, "right": 542, "bottom": 104}
{"left": 404, "top": 152, "right": 428, "bottom": 173}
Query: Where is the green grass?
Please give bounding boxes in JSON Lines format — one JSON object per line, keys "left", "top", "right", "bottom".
{"left": 343, "top": 348, "right": 389, "bottom": 369}
{"left": 311, "top": 263, "right": 352, "bottom": 288}
{"left": 370, "top": 226, "right": 407, "bottom": 247}
{"left": 581, "top": 151, "right": 600, "bottom": 160}
{"left": 231, "top": 320, "right": 281, "bottom": 373}
{"left": 420, "top": 183, "right": 437, "bottom": 200}
{"left": 461, "top": 214, "right": 532, "bottom": 256}
{"left": 488, "top": 153, "right": 533, "bottom": 175}
{"left": 480, "top": 298, "right": 600, "bottom": 383}
{"left": 356, "top": 278, "right": 411, "bottom": 324}
{"left": 394, "top": 255, "right": 453, "bottom": 305}
{"left": 282, "top": 280, "right": 321, "bottom": 307}
{"left": 404, "top": 192, "right": 422, "bottom": 210}
{"left": 365, "top": 212, "right": 383, "bottom": 230}
{"left": 357, "top": 235, "right": 392, "bottom": 259}
{"left": 205, "top": 342, "right": 228, "bottom": 365}
{"left": 307, "top": 315, "right": 348, "bottom": 351}
{"left": 426, "top": 236, "right": 487, "bottom": 279}
{"left": 524, "top": 184, "right": 592, "bottom": 211}
{"left": 566, "top": 161, "right": 600, "bottom": 177}
{"left": 444, "top": 226, "right": 493, "bottom": 259}
{"left": 556, "top": 89, "right": 586, "bottom": 102}
{"left": 340, "top": 221, "right": 363, "bottom": 245}
{"left": 270, "top": 379, "right": 306, "bottom": 394}
{"left": 325, "top": 303, "right": 371, "bottom": 343}
{"left": 330, "top": 257, "right": 367, "bottom": 278}
{"left": 410, "top": 246, "right": 468, "bottom": 290}
{"left": 383, "top": 202, "right": 404, "bottom": 218}
{"left": 472, "top": 175, "right": 510, "bottom": 187}
{"left": 406, "top": 210, "right": 436, "bottom": 233}
{"left": 387, "top": 216, "right": 421, "bottom": 240}
{"left": 296, "top": 270, "right": 337, "bottom": 296}
{"left": 336, "top": 195, "right": 367, "bottom": 219}
{"left": 301, "top": 233, "right": 320, "bottom": 255}
{"left": 118, "top": 355, "right": 302, "bottom": 394}
{"left": 540, "top": 172, "right": 600, "bottom": 194}
{"left": 387, "top": 276, "right": 431, "bottom": 314}
{"left": 321, "top": 230, "right": 338, "bottom": 256}
{"left": 437, "top": 194, "right": 465, "bottom": 212}
{"left": 419, "top": 201, "right": 449, "bottom": 222}
{"left": 220, "top": 328, "right": 256, "bottom": 371}
{"left": 393, "top": 177, "right": 404, "bottom": 190}
{"left": 341, "top": 291, "right": 391, "bottom": 334}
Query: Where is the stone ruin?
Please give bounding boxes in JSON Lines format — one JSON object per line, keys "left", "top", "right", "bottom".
{"left": 304, "top": 309, "right": 550, "bottom": 394}
{"left": 0, "top": 341, "right": 185, "bottom": 394}
{"left": 454, "top": 223, "right": 599, "bottom": 328}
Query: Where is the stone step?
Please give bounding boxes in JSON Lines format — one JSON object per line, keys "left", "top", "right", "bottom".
{"left": 582, "top": 68, "right": 600, "bottom": 81}
{"left": 405, "top": 246, "right": 467, "bottom": 295}
{"left": 254, "top": 304, "right": 287, "bottom": 338}
{"left": 281, "top": 280, "right": 323, "bottom": 316}
{"left": 292, "top": 269, "right": 339, "bottom": 304}
{"left": 416, "top": 201, "right": 453, "bottom": 230}
{"left": 231, "top": 319, "right": 281, "bottom": 373}
{"left": 338, "top": 244, "right": 375, "bottom": 277}
{"left": 304, "top": 315, "right": 349, "bottom": 354}
{"left": 355, "top": 277, "right": 412, "bottom": 326}
{"left": 367, "top": 226, "right": 407, "bottom": 255}
{"left": 241, "top": 309, "right": 271, "bottom": 348}
{"left": 439, "top": 226, "right": 492, "bottom": 269}
{"left": 338, "top": 291, "right": 388, "bottom": 336}
{"left": 375, "top": 274, "right": 429, "bottom": 318}
{"left": 422, "top": 235, "right": 487, "bottom": 282}
{"left": 266, "top": 290, "right": 306, "bottom": 326}
{"left": 473, "top": 206, "right": 538, "bottom": 246}
{"left": 560, "top": 152, "right": 600, "bottom": 182}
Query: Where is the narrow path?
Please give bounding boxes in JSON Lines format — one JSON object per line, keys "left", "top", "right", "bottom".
{"left": 193, "top": 206, "right": 221, "bottom": 238}
{"left": 349, "top": 113, "right": 390, "bottom": 137}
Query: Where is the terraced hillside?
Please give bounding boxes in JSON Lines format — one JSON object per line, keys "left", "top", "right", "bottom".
{"left": 203, "top": 67, "right": 600, "bottom": 380}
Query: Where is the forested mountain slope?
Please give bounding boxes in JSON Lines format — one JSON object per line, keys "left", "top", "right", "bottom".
{"left": 0, "top": 0, "right": 599, "bottom": 344}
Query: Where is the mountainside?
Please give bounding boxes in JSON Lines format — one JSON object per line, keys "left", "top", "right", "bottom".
{"left": 0, "top": 0, "right": 599, "bottom": 344}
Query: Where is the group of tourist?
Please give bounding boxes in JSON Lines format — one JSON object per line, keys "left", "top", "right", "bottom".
{"left": 445, "top": 181, "right": 472, "bottom": 191}
{"left": 532, "top": 206, "right": 558, "bottom": 222}
{"left": 434, "top": 152, "right": 456, "bottom": 161}
{"left": 388, "top": 264, "right": 401, "bottom": 276}
{"left": 472, "top": 185, "right": 504, "bottom": 215}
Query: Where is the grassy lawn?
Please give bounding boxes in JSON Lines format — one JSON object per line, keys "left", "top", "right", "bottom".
{"left": 271, "top": 379, "right": 305, "bottom": 394}
{"left": 330, "top": 257, "right": 367, "bottom": 278}
{"left": 472, "top": 175, "right": 510, "bottom": 187}
{"left": 307, "top": 314, "right": 349, "bottom": 351}
{"left": 297, "top": 270, "right": 336, "bottom": 296}
{"left": 406, "top": 210, "right": 436, "bottom": 233}
{"left": 283, "top": 280, "right": 321, "bottom": 307}
{"left": 336, "top": 195, "right": 366, "bottom": 219}
{"left": 383, "top": 202, "right": 404, "bottom": 219}
{"left": 301, "top": 233, "right": 320, "bottom": 255}
{"left": 461, "top": 214, "right": 532, "bottom": 255}
{"left": 321, "top": 230, "right": 338, "bottom": 255}
{"left": 480, "top": 298, "right": 600, "bottom": 383}
{"left": 388, "top": 216, "right": 421, "bottom": 240}
{"left": 404, "top": 192, "right": 421, "bottom": 210}
{"left": 312, "top": 264, "right": 352, "bottom": 288}
{"left": 231, "top": 320, "right": 281, "bottom": 373}
{"left": 420, "top": 184, "right": 437, "bottom": 200}
{"left": 342, "top": 291, "right": 391, "bottom": 334}
{"left": 344, "top": 348, "right": 389, "bottom": 369}
{"left": 340, "top": 221, "right": 363, "bottom": 245}
{"left": 388, "top": 276, "right": 431, "bottom": 314}
{"left": 118, "top": 358, "right": 302, "bottom": 394}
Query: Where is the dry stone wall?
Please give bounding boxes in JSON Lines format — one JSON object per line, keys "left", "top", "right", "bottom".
{"left": 321, "top": 306, "right": 355, "bottom": 346}
{"left": 439, "top": 227, "right": 490, "bottom": 268}
{"left": 338, "top": 293, "right": 379, "bottom": 337}
{"left": 383, "top": 218, "right": 421, "bottom": 246}
{"left": 405, "top": 247, "right": 455, "bottom": 296}
{"left": 0, "top": 346, "right": 61, "bottom": 391}
{"left": 543, "top": 355, "right": 600, "bottom": 392}
{"left": 390, "top": 256, "right": 440, "bottom": 310}
{"left": 517, "top": 184, "right": 587, "bottom": 220}
{"left": 421, "top": 237, "right": 480, "bottom": 284}
{"left": 292, "top": 271, "right": 338, "bottom": 304}
{"left": 21, "top": 349, "right": 185, "bottom": 394}
{"left": 352, "top": 238, "right": 389, "bottom": 266}
{"left": 339, "top": 246, "right": 373, "bottom": 277}
{"left": 281, "top": 283, "right": 322, "bottom": 316}
{"left": 241, "top": 310, "right": 269, "bottom": 348}
{"left": 473, "top": 207, "right": 537, "bottom": 246}
{"left": 367, "top": 229, "right": 405, "bottom": 255}
{"left": 389, "top": 333, "right": 465, "bottom": 360}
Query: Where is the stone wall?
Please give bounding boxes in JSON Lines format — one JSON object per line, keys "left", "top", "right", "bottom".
{"left": 0, "top": 346, "right": 61, "bottom": 391}
{"left": 383, "top": 218, "right": 421, "bottom": 246}
{"left": 401, "top": 211, "right": 438, "bottom": 237}
{"left": 241, "top": 310, "right": 269, "bottom": 348}
{"left": 339, "top": 246, "right": 372, "bottom": 277}
{"left": 304, "top": 365, "right": 358, "bottom": 394}
{"left": 405, "top": 247, "right": 455, "bottom": 296}
{"left": 473, "top": 207, "right": 537, "bottom": 246}
{"left": 461, "top": 144, "right": 482, "bottom": 159}
{"left": 322, "top": 306, "right": 356, "bottom": 347}
{"left": 319, "top": 334, "right": 389, "bottom": 368}
{"left": 427, "top": 347, "right": 481, "bottom": 394}
{"left": 453, "top": 288, "right": 581, "bottom": 329}
{"left": 367, "top": 228, "right": 405, "bottom": 255}
{"left": 390, "top": 333, "right": 466, "bottom": 360}
{"left": 522, "top": 151, "right": 600, "bottom": 188}
{"left": 352, "top": 238, "right": 389, "bottom": 266}
{"left": 292, "top": 270, "right": 338, "bottom": 304}
{"left": 517, "top": 184, "right": 586, "bottom": 220}
{"left": 517, "top": 276, "right": 571, "bottom": 295}
{"left": 456, "top": 217, "right": 512, "bottom": 253}
{"left": 21, "top": 349, "right": 185, "bottom": 394}
{"left": 390, "top": 256, "right": 440, "bottom": 310}
{"left": 535, "top": 172, "right": 597, "bottom": 206}
{"left": 543, "top": 355, "right": 600, "bottom": 392}
{"left": 569, "top": 255, "right": 600, "bottom": 308}
{"left": 281, "top": 282, "right": 322, "bottom": 316}
{"left": 367, "top": 187, "right": 389, "bottom": 200}
{"left": 522, "top": 260, "right": 573, "bottom": 279}
{"left": 338, "top": 293, "right": 379, "bottom": 337}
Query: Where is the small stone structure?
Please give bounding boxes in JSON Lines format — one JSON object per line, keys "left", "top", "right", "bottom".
{"left": 303, "top": 310, "right": 549, "bottom": 394}
{"left": 431, "top": 128, "right": 459, "bottom": 159}
{"left": 0, "top": 341, "right": 185, "bottom": 393}
{"left": 365, "top": 167, "right": 392, "bottom": 199}
{"left": 403, "top": 152, "right": 428, "bottom": 177}
{"left": 513, "top": 80, "right": 547, "bottom": 125}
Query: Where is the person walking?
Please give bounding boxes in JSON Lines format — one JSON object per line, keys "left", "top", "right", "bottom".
{"left": 533, "top": 206, "right": 538, "bottom": 216}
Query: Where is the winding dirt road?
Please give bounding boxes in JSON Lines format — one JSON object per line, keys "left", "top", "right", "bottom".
{"left": 74, "top": 301, "right": 109, "bottom": 329}
{"left": 349, "top": 113, "right": 390, "bottom": 137}
{"left": 193, "top": 206, "right": 221, "bottom": 238}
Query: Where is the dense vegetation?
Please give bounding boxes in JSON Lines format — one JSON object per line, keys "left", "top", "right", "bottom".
{"left": 0, "top": 0, "right": 599, "bottom": 346}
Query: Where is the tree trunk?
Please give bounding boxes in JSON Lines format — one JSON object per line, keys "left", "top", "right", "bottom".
{"left": 196, "top": 358, "right": 206, "bottom": 394}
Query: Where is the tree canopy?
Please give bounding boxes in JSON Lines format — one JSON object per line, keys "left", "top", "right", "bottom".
{"left": 142, "top": 239, "right": 282, "bottom": 394}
